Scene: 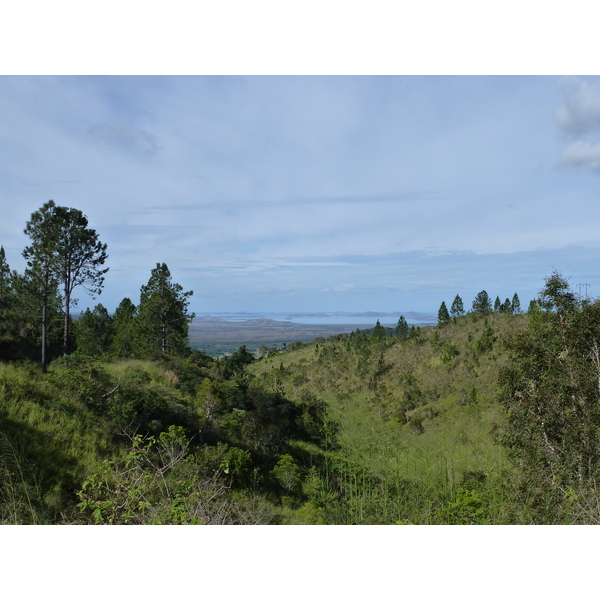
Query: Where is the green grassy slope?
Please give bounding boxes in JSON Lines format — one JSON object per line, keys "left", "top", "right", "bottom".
{"left": 0, "top": 313, "right": 532, "bottom": 524}
{"left": 247, "top": 313, "right": 530, "bottom": 523}
{"left": 0, "top": 358, "right": 199, "bottom": 523}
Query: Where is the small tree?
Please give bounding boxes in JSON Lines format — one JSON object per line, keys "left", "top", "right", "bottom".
{"left": 111, "top": 298, "right": 138, "bottom": 358}
{"left": 494, "top": 296, "right": 502, "bottom": 312}
{"left": 450, "top": 294, "right": 465, "bottom": 318}
{"left": 511, "top": 293, "right": 521, "bottom": 314}
{"left": 438, "top": 301, "right": 450, "bottom": 326}
{"left": 195, "top": 378, "right": 225, "bottom": 423}
{"left": 272, "top": 454, "right": 301, "bottom": 496}
{"left": 396, "top": 315, "right": 409, "bottom": 338}
{"left": 75, "top": 304, "right": 114, "bottom": 356}
{"left": 372, "top": 319, "right": 385, "bottom": 342}
{"left": 472, "top": 290, "right": 492, "bottom": 315}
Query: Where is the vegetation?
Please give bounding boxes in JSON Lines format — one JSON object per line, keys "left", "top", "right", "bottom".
{"left": 3, "top": 203, "right": 600, "bottom": 524}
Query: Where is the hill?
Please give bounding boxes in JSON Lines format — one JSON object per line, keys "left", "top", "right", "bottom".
{"left": 246, "top": 312, "right": 530, "bottom": 523}
{"left": 4, "top": 282, "right": 600, "bottom": 524}
{"left": 1, "top": 311, "right": 525, "bottom": 524}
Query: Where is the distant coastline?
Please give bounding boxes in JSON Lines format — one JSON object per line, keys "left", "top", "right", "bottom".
{"left": 189, "top": 312, "right": 436, "bottom": 355}
{"left": 193, "top": 311, "right": 435, "bottom": 326}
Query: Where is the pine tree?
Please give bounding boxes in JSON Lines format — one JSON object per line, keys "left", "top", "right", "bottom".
{"left": 472, "top": 290, "right": 492, "bottom": 315}
{"left": 23, "top": 201, "right": 108, "bottom": 357}
{"left": 396, "top": 315, "right": 409, "bottom": 338}
{"left": 438, "top": 301, "right": 450, "bottom": 326}
{"left": 511, "top": 293, "right": 521, "bottom": 314}
{"left": 74, "top": 304, "right": 114, "bottom": 356}
{"left": 0, "top": 246, "right": 10, "bottom": 313}
{"left": 137, "top": 263, "right": 195, "bottom": 356}
{"left": 494, "top": 296, "right": 502, "bottom": 312}
{"left": 372, "top": 319, "right": 385, "bottom": 342}
{"left": 450, "top": 294, "right": 465, "bottom": 318}
{"left": 112, "top": 297, "right": 138, "bottom": 358}
{"left": 22, "top": 209, "right": 64, "bottom": 372}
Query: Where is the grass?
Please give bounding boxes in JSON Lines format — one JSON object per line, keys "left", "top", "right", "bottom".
{"left": 248, "top": 312, "right": 529, "bottom": 523}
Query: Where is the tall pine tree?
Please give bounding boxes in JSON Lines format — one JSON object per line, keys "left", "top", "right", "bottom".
{"left": 450, "top": 294, "right": 465, "bottom": 318}
{"left": 23, "top": 201, "right": 108, "bottom": 357}
{"left": 511, "top": 293, "right": 521, "bottom": 314}
{"left": 137, "top": 263, "right": 195, "bottom": 356}
{"left": 111, "top": 297, "right": 138, "bottom": 358}
{"left": 472, "top": 290, "right": 492, "bottom": 315}
{"left": 396, "top": 315, "right": 409, "bottom": 338}
{"left": 438, "top": 301, "right": 450, "bottom": 326}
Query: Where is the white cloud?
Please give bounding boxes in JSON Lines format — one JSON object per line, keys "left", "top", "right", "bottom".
{"left": 556, "top": 77, "right": 600, "bottom": 174}
{"left": 560, "top": 141, "right": 600, "bottom": 172}
{"left": 322, "top": 283, "right": 355, "bottom": 293}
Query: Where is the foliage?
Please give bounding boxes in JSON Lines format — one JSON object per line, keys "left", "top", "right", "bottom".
{"left": 74, "top": 304, "right": 114, "bottom": 356}
{"left": 111, "top": 298, "right": 137, "bottom": 358}
{"left": 472, "top": 290, "right": 492, "bottom": 315}
{"left": 136, "top": 263, "right": 194, "bottom": 356}
{"left": 76, "top": 427, "right": 228, "bottom": 524}
{"left": 475, "top": 320, "right": 495, "bottom": 354}
{"left": 438, "top": 301, "right": 450, "bottom": 326}
{"left": 372, "top": 319, "right": 386, "bottom": 342}
{"left": 499, "top": 271, "right": 600, "bottom": 521}
{"left": 450, "top": 294, "right": 464, "bottom": 318}
{"left": 223, "top": 345, "right": 255, "bottom": 375}
{"left": 511, "top": 293, "right": 521, "bottom": 314}
{"left": 23, "top": 200, "right": 109, "bottom": 357}
{"left": 396, "top": 315, "right": 409, "bottom": 338}
{"left": 272, "top": 454, "right": 302, "bottom": 495}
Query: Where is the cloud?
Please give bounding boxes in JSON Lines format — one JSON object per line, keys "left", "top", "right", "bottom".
{"left": 556, "top": 78, "right": 600, "bottom": 136}
{"left": 323, "top": 283, "right": 355, "bottom": 293}
{"left": 556, "top": 77, "right": 600, "bottom": 173}
{"left": 560, "top": 141, "right": 600, "bottom": 173}
{"left": 88, "top": 123, "right": 161, "bottom": 156}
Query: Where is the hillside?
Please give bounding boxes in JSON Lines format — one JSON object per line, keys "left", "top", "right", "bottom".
{"left": 246, "top": 312, "right": 530, "bottom": 524}
{"left": 4, "top": 284, "right": 600, "bottom": 524}
{"left": 1, "top": 311, "right": 527, "bottom": 524}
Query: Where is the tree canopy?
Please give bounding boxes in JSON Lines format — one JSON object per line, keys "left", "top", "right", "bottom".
{"left": 472, "top": 290, "right": 492, "bottom": 315}
{"left": 499, "top": 271, "right": 600, "bottom": 520}
{"left": 23, "top": 200, "right": 108, "bottom": 358}
{"left": 137, "top": 263, "right": 195, "bottom": 356}
{"left": 450, "top": 294, "right": 464, "bottom": 318}
{"left": 437, "top": 301, "right": 450, "bottom": 326}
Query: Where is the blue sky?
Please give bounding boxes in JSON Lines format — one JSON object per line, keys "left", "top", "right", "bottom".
{"left": 2, "top": 75, "right": 600, "bottom": 316}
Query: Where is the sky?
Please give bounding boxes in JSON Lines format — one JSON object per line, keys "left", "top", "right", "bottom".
{"left": 2, "top": 74, "right": 600, "bottom": 316}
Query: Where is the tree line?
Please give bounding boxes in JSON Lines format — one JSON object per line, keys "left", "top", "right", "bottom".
{"left": 437, "top": 290, "right": 524, "bottom": 326}
{"left": 0, "top": 201, "right": 194, "bottom": 370}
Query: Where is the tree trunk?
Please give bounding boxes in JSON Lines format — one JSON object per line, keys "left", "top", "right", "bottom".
{"left": 63, "top": 301, "right": 70, "bottom": 356}
{"left": 41, "top": 300, "right": 47, "bottom": 374}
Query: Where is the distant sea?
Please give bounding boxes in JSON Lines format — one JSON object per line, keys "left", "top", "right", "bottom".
{"left": 195, "top": 312, "right": 435, "bottom": 326}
